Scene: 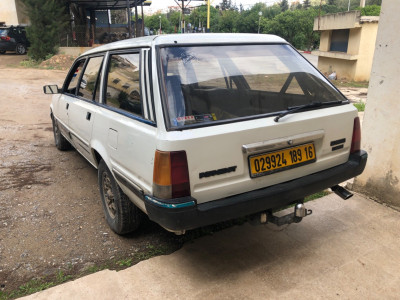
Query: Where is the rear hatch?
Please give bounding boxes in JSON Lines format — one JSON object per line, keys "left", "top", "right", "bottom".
{"left": 157, "top": 42, "right": 357, "bottom": 204}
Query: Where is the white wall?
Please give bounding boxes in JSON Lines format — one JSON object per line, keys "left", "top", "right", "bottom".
{"left": 354, "top": 0, "right": 400, "bottom": 208}
{"left": 0, "top": 0, "right": 18, "bottom": 25}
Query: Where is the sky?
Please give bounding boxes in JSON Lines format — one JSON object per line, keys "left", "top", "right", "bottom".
{"left": 143, "top": 0, "right": 286, "bottom": 14}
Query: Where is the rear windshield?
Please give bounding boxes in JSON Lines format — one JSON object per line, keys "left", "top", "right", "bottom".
{"left": 158, "top": 44, "right": 346, "bottom": 129}
{"left": 0, "top": 29, "right": 8, "bottom": 36}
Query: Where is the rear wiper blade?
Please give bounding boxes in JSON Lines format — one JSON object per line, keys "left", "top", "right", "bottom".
{"left": 274, "top": 100, "right": 344, "bottom": 122}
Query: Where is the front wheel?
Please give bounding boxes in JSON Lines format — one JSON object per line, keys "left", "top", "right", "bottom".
{"left": 0, "top": 50, "right": 5, "bottom": 54}
{"left": 16, "top": 43, "right": 26, "bottom": 55}
{"left": 98, "top": 160, "right": 143, "bottom": 234}
{"left": 52, "top": 116, "right": 71, "bottom": 151}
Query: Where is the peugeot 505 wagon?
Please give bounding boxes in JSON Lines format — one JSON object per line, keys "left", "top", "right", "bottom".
{"left": 44, "top": 34, "right": 367, "bottom": 235}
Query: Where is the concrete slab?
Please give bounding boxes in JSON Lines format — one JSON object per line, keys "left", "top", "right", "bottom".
{"left": 21, "top": 193, "right": 400, "bottom": 299}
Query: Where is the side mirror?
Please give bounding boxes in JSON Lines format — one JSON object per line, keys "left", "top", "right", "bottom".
{"left": 43, "top": 85, "right": 60, "bottom": 94}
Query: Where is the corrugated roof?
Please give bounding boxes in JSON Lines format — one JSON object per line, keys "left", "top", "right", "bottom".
{"left": 66, "top": 0, "right": 147, "bottom": 10}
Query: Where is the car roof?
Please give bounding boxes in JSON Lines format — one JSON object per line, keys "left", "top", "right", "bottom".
{"left": 82, "top": 33, "right": 287, "bottom": 57}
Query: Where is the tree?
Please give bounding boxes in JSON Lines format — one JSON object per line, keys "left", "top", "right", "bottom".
{"left": 360, "top": 5, "right": 381, "bottom": 16}
{"left": 167, "top": 10, "right": 181, "bottom": 32}
{"left": 303, "top": 0, "right": 311, "bottom": 9}
{"left": 280, "top": 0, "right": 289, "bottom": 12}
{"left": 22, "top": 0, "right": 68, "bottom": 60}
{"left": 187, "top": 5, "right": 220, "bottom": 32}
{"left": 327, "top": 0, "right": 336, "bottom": 4}
{"left": 219, "top": 0, "right": 232, "bottom": 11}
{"left": 263, "top": 8, "right": 320, "bottom": 50}
{"left": 219, "top": 9, "right": 240, "bottom": 32}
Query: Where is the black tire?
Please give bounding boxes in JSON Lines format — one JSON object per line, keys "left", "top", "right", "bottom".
{"left": 0, "top": 50, "right": 5, "bottom": 54}
{"left": 98, "top": 160, "right": 142, "bottom": 234}
{"left": 16, "top": 43, "right": 26, "bottom": 55}
{"left": 52, "top": 116, "right": 71, "bottom": 151}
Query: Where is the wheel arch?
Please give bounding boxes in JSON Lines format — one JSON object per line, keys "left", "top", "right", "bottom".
{"left": 90, "top": 141, "right": 109, "bottom": 169}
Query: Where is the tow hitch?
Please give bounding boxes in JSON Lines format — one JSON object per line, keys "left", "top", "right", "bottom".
{"left": 251, "top": 203, "right": 312, "bottom": 227}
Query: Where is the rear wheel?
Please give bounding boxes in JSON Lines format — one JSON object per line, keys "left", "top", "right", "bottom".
{"left": 16, "top": 43, "right": 26, "bottom": 55}
{"left": 98, "top": 160, "right": 143, "bottom": 234}
{"left": 52, "top": 116, "right": 71, "bottom": 151}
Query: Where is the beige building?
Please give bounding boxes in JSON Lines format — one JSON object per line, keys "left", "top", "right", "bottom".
{"left": 312, "top": 11, "right": 379, "bottom": 81}
{"left": 0, "top": 0, "right": 29, "bottom": 26}
{"left": 353, "top": 0, "right": 400, "bottom": 209}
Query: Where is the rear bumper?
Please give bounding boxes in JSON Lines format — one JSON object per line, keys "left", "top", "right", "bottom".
{"left": 144, "top": 150, "right": 367, "bottom": 232}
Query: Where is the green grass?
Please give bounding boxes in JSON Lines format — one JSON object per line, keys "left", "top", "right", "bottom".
{"left": 304, "top": 190, "right": 331, "bottom": 202}
{"left": 0, "top": 271, "right": 72, "bottom": 300}
{"left": 19, "top": 59, "right": 41, "bottom": 68}
{"left": 353, "top": 101, "right": 366, "bottom": 112}
{"left": 333, "top": 80, "right": 369, "bottom": 88}
{"left": 116, "top": 258, "right": 133, "bottom": 267}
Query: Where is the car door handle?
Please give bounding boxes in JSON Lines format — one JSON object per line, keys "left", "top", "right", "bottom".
{"left": 66, "top": 103, "right": 69, "bottom": 110}
{"left": 86, "top": 112, "right": 91, "bottom": 121}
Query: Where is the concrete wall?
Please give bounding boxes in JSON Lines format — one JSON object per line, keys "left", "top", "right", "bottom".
{"left": 313, "top": 11, "right": 360, "bottom": 31}
{"left": 353, "top": 0, "right": 400, "bottom": 209}
{"left": 353, "top": 22, "right": 379, "bottom": 81}
{"left": 318, "top": 56, "right": 356, "bottom": 79}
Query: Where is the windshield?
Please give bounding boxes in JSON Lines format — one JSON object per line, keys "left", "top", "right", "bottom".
{"left": 159, "top": 44, "right": 346, "bottom": 129}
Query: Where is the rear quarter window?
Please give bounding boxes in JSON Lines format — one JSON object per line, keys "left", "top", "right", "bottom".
{"left": 105, "top": 53, "right": 142, "bottom": 116}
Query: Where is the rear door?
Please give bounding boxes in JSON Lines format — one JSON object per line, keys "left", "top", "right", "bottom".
{"left": 68, "top": 55, "right": 104, "bottom": 164}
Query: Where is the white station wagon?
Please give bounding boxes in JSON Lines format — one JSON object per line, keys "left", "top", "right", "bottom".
{"left": 44, "top": 34, "right": 367, "bottom": 235}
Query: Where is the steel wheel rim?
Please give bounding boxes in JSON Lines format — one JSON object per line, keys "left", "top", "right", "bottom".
{"left": 53, "top": 122, "right": 60, "bottom": 145}
{"left": 102, "top": 173, "right": 116, "bottom": 219}
{"left": 17, "top": 44, "right": 24, "bottom": 54}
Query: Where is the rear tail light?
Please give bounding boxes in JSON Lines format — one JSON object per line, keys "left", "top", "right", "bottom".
{"left": 153, "top": 150, "right": 191, "bottom": 199}
{"left": 350, "top": 117, "right": 361, "bottom": 153}
{"left": 0, "top": 36, "right": 11, "bottom": 41}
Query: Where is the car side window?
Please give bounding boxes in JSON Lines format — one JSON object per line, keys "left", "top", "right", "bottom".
{"left": 105, "top": 53, "right": 142, "bottom": 116}
{"left": 77, "top": 56, "right": 104, "bottom": 101}
{"left": 65, "top": 60, "right": 86, "bottom": 95}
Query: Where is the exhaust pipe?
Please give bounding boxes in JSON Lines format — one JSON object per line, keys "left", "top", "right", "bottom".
{"left": 331, "top": 185, "right": 353, "bottom": 200}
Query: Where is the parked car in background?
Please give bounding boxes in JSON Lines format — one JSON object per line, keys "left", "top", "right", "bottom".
{"left": 0, "top": 25, "right": 30, "bottom": 55}
{"left": 43, "top": 34, "right": 367, "bottom": 235}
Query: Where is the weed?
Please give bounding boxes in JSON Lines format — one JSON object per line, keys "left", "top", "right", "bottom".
{"left": 1, "top": 270, "right": 72, "bottom": 300}
{"left": 305, "top": 190, "right": 331, "bottom": 202}
{"left": 134, "top": 244, "right": 169, "bottom": 261}
{"left": 116, "top": 258, "right": 132, "bottom": 267}
{"left": 353, "top": 101, "right": 366, "bottom": 112}
{"left": 19, "top": 59, "right": 41, "bottom": 68}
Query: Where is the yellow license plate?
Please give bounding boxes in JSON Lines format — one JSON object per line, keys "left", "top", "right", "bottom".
{"left": 249, "top": 143, "right": 316, "bottom": 178}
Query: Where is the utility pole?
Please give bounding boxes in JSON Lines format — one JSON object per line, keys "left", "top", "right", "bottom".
{"left": 207, "top": 0, "right": 210, "bottom": 32}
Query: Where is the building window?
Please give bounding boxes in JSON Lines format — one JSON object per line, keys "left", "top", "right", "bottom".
{"left": 330, "top": 29, "right": 349, "bottom": 53}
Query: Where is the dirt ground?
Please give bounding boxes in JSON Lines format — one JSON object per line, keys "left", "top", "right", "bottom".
{"left": 0, "top": 54, "right": 368, "bottom": 296}
{"left": 0, "top": 55, "right": 183, "bottom": 295}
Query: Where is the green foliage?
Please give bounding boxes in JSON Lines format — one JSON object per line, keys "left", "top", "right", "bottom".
{"left": 303, "top": 0, "right": 311, "bottom": 9}
{"left": 359, "top": 5, "right": 381, "bottom": 16}
{"left": 22, "top": 0, "right": 68, "bottom": 61}
{"left": 263, "top": 8, "right": 320, "bottom": 50}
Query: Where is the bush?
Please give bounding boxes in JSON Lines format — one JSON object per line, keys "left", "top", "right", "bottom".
{"left": 22, "top": 0, "right": 68, "bottom": 61}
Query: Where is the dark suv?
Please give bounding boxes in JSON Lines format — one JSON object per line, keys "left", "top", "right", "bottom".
{"left": 0, "top": 25, "right": 30, "bottom": 55}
